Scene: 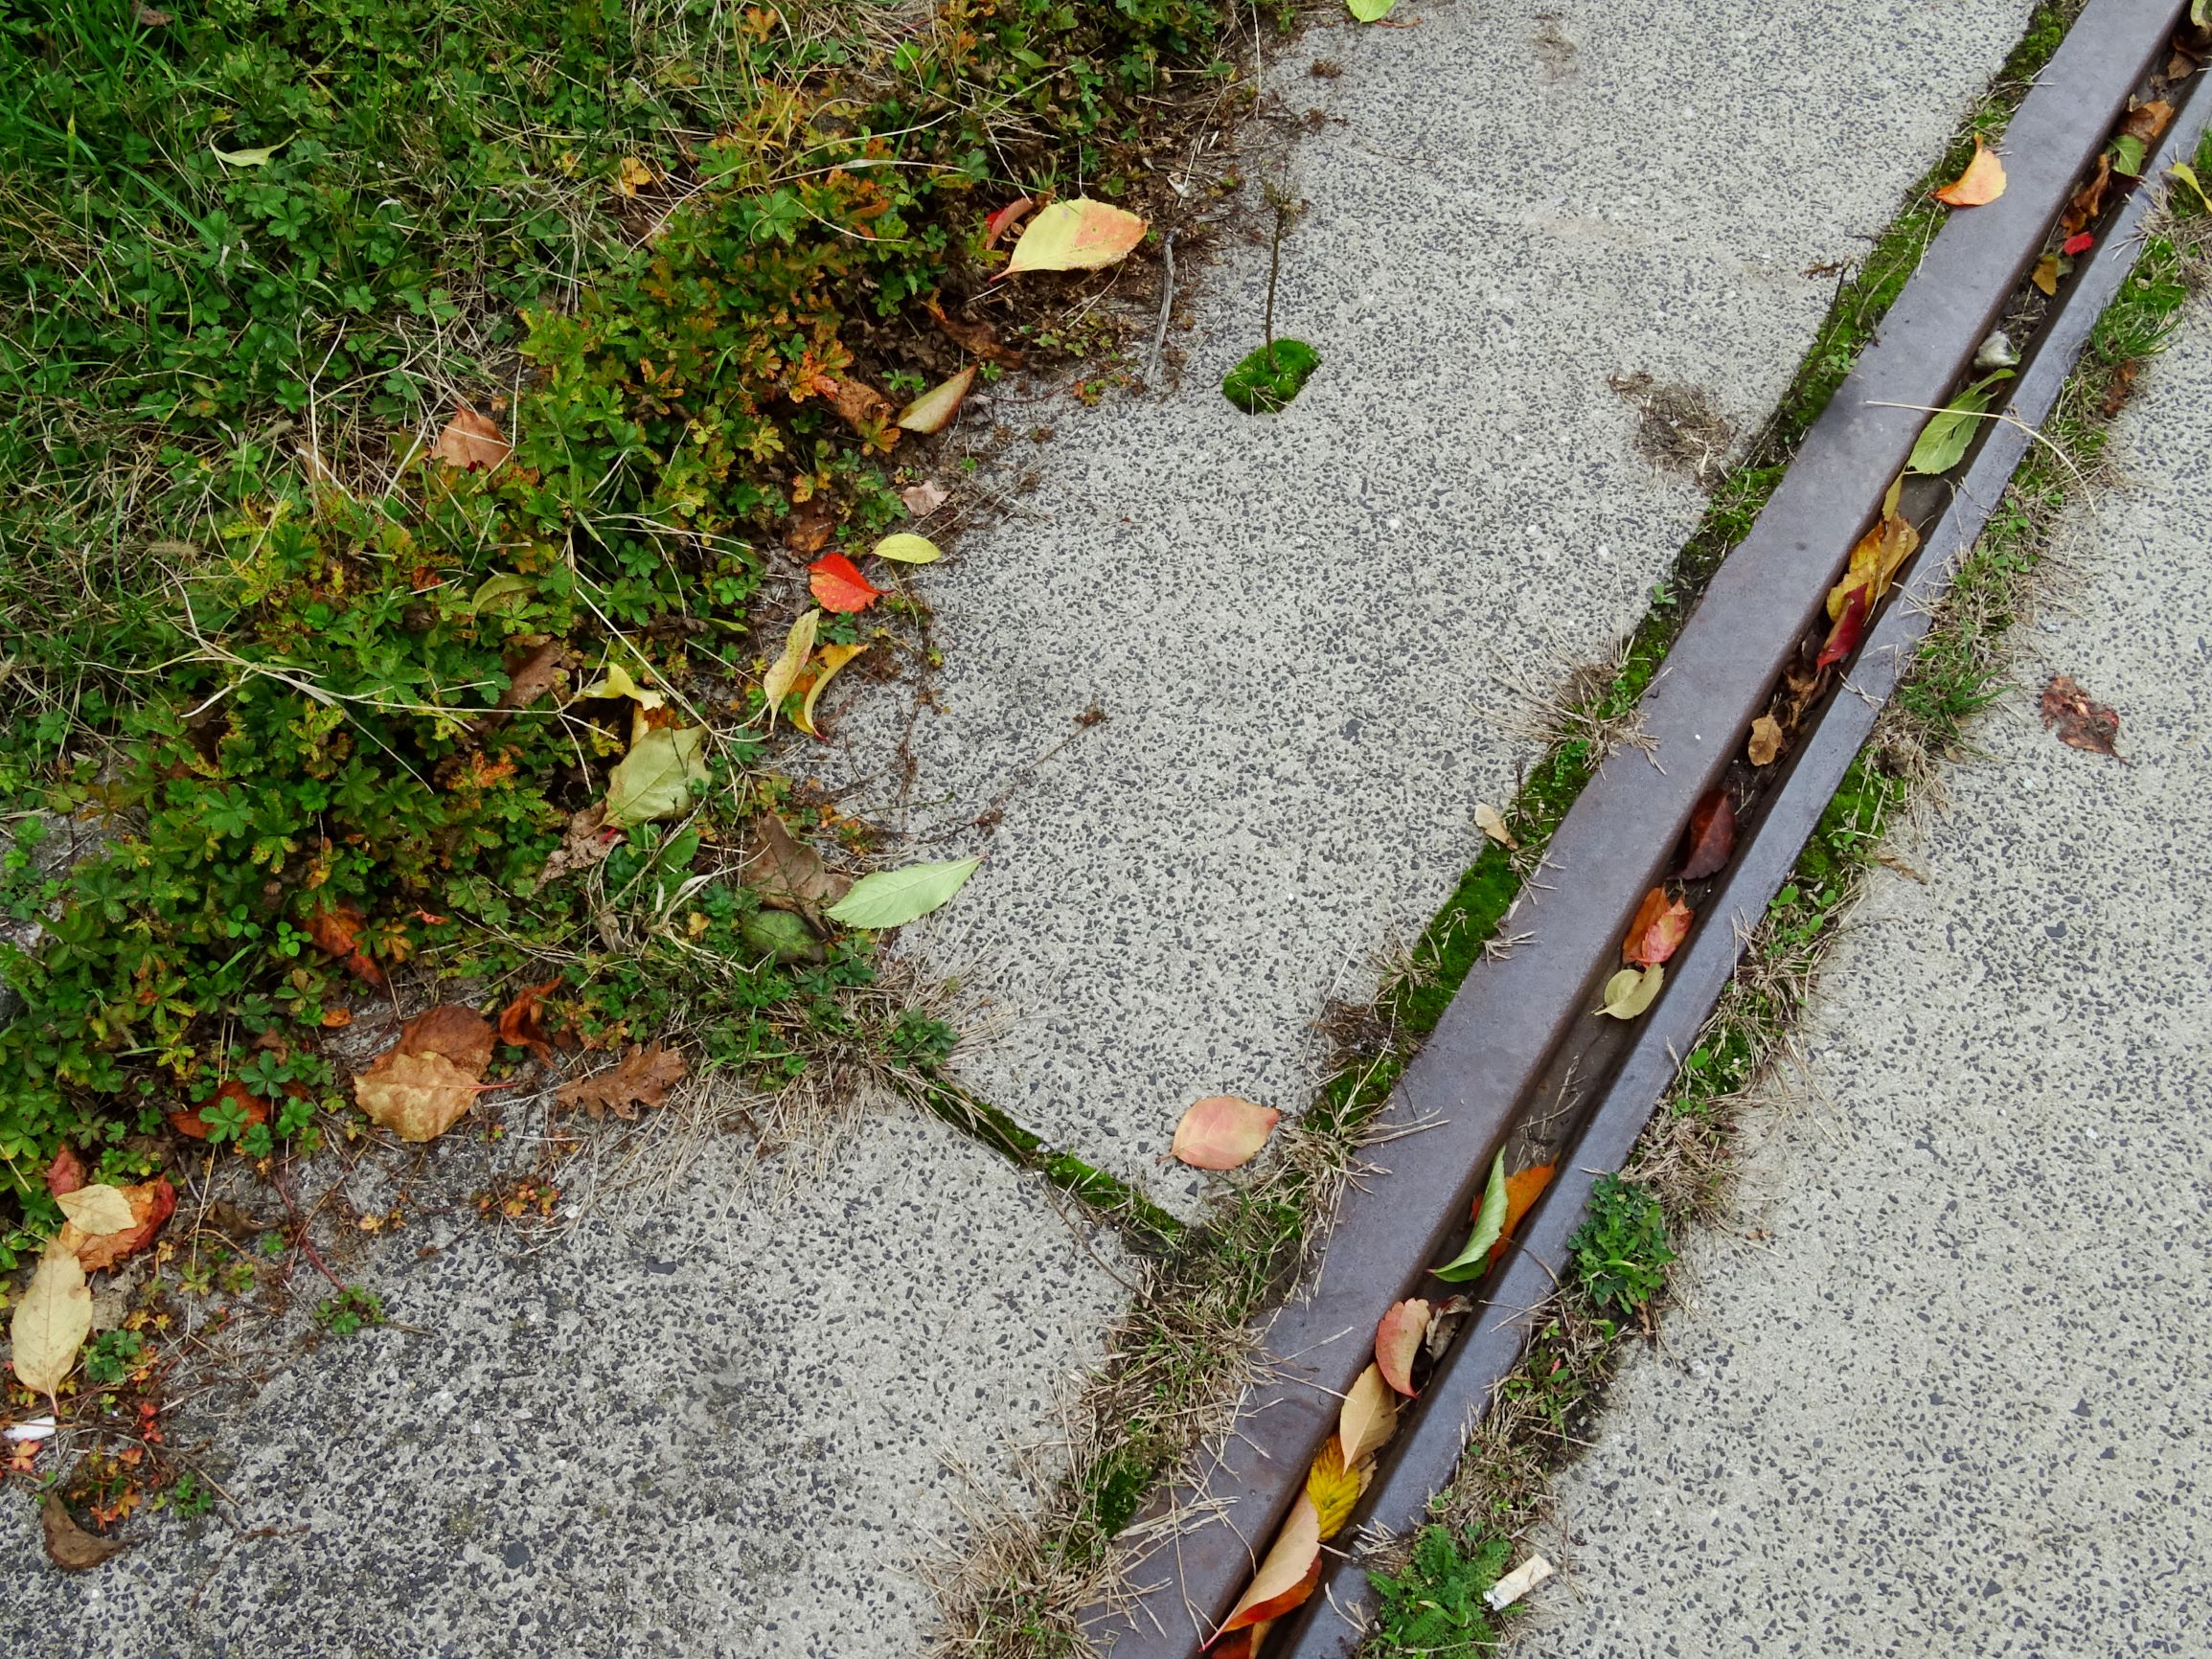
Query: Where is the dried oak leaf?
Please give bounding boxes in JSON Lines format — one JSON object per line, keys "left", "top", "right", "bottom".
{"left": 1747, "top": 714, "right": 1785, "bottom": 766}
{"left": 41, "top": 1494, "right": 126, "bottom": 1572}
{"left": 498, "top": 640, "right": 570, "bottom": 711}
{"left": 738, "top": 814, "right": 851, "bottom": 921}
{"left": 497, "top": 978, "right": 563, "bottom": 1060}
{"left": 537, "top": 803, "right": 624, "bottom": 885}
{"left": 557, "top": 1042, "right": 688, "bottom": 1120}
{"left": 74, "top": 1178, "right": 177, "bottom": 1273}
{"left": 431, "top": 407, "right": 513, "bottom": 472}
{"left": 785, "top": 495, "right": 834, "bottom": 556}
{"left": 2039, "top": 674, "right": 2122, "bottom": 757}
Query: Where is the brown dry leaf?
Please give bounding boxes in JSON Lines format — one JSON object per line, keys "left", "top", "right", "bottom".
{"left": 2039, "top": 674, "right": 2122, "bottom": 757}
{"left": 785, "top": 495, "right": 834, "bottom": 555}
{"left": 901, "top": 481, "right": 949, "bottom": 517}
{"left": 497, "top": 978, "right": 562, "bottom": 1059}
{"left": 2103, "top": 359, "right": 2139, "bottom": 418}
{"left": 431, "top": 407, "right": 512, "bottom": 472}
{"left": 1305, "top": 1435, "right": 1365, "bottom": 1540}
{"left": 2124, "top": 99, "right": 2175, "bottom": 146}
{"left": 557, "top": 1042, "right": 688, "bottom": 1120}
{"left": 1675, "top": 788, "right": 1737, "bottom": 880}
{"left": 56, "top": 1185, "right": 135, "bottom": 1237}
{"left": 74, "top": 1177, "right": 178, "bottom": 1273}
{"left": 1933, "top": 137, "right": 2006, "bottom": 207}
{"left": 399, "top": 1005, "right": 495, "bottom": 1074}
{"left": 739, "top": 814, "right": 851, "bottom": 920}
{"left": 928, "top": 304, "right": 1026, "bottom": 368}
{"left": 1827, "top": 475, "right": 1919, "bottom": 621}
{"left": 499, "top": 640, "right": 570, "bottom": 711}
{"left": 1338, "top": 1362, "right": 1398, "bottom": 1466}
{"left": 823, "top": 376, "right": 897, "bottom": 437}
{"left": 1170, "top": 1095, "right": 1281, "bottom": 1170}
{"left": 307, "top": 904, "right": 387, "bottom": 988}
{"left": 2062, "top": 152, "right": 2112, "bottom": 237}
{"left": 1375, "top": 1300, "right": 1431, "bottom": 1397}
{"left": 354, "top": 1051, "right": 484, "bottom": 1143}
{"left": 1747, "top": 714, "right": 1784, "bottom": 766}
{"left": 10, "top": 1245, "right": 91, "bottom": 1397}
{"left": 41, "top": 1495, "right": 125, "bottom": 1572}
{"left": 1622, "top": 887, "right": 1694, "bottom": 968}
{"left": 1474, "top": 803, "right": 1516, "bottom": 849}
{"left": 537, "top": 803, "right": 624, "bottom": 884}
{"left": 1215, "top": 1492, "right": 1322, "bottom": 1640}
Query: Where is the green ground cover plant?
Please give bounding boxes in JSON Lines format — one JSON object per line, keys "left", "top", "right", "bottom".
{"left": 0, "top": 0, "right": 1245, "bottom": 1260}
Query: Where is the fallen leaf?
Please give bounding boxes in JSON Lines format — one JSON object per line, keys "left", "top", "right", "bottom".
{"left": 579, "top": 661, "right": 666, "bottom": 714}
{"left": 2032, "top": 255, "right": 2061, "bottom": 297}
{"left": 1827, "top": 474, "right": 1921, "bottom": 621}
{"left": 1375, "top": 1300, "right": 1431, "bottom": 1397}
{"left": 898, "top": 367, "right": 977, "bottom": 435}
{"left": 431, "top": 407, "right": 512, "bottom": 472}
{"left": 1349, "top": 0, "right": 1395, "bottom": 17}
{"left": 44, "top": 1147, "right": 84, "bottom": 1197}
{"left": 793, "top": 642, "right": 867, "bottom": 738}
{"left": 1337, "top": 1363, "right": 1398, "bottom": 1465}
{"left": 604, "top": 724, "right": 710, "bottom": 827}
{"left": 168, "top": 1079, "right": 271, "bottom": 1142}
{"left": 1815, "top": 583, "right": 1870, "bottom": 670}
{"left": 739, "top": 815, "right": 851, "bottom": 919}
{"left": 2123, "top": 99, "right": 2174, "bottom": 146}
{"left": 2112, "top": 132, "right": 2149, "bottom": 180}
{"left": 354, "top": 1051, "right": 484, "bottom": 1143}
{"left": 1213, "top": 1493, "right": 1323, "bottom": 1642}
{"left": 1933, "top": 136, "right": 2006, "bottom": 207}
{"left": 72, "top": 1178, "right": 177, "bottom": 1273}
{"left": 2062, "top": 153, "right": 2112, "bottom": 236}
{"left": 1433, "top": 1150, "right": 1509, "bottom": 1282}
{"left": 763, "top": 609, "right": 820, "bottom": 729}
{"left": 872, "top": 533, "right": 943, "bottom": 564}
{"left": 211, "top": 137, "right": 287, "bottom": 168}
{"left": 2103, "top": 358, "right": 2140, "bottom": 417}
{"left": 41, "top": 1495, "right": 125, "bottom": 1572}
{"left": 983, "top": 196, "right": 1037, "bottom": 248}
{"left": 823, "top": 375, "right": 896, "bottom": 437}
{"left": 1908, "top": 371, "right": 2012, "bottom": 476}
{"left": 1675, "top": 789, "right": 1736, "bottom": 880}
{"left": 1210, "top": 1625, "right": 1270, "bottom": 1659}
{"left": 498, "top": 639, "right": 568, "bottom": 710}
{"left": 497, "top": 979, "right": 562, "bottom": 1059}
{"left": 1598, "top": 964, "right": 1665, "bottom": 1020}
{"left": 1171, "top": 1096, "right": 1281, "bottom": 1170}
{"left": 901, "top": 481, "right": 949, "bottom": 517}
{"left": 740, "top": 907, "right": 825, "bottom": 965}
{"left": 1747, "top": 714, "right": 1785, "bottom": 766}
{"left": 556, "top": 1042, "right": 688, "bottom": 1120}
{"left": 1003, "top": 198, "right": 1149, "bottom": 276}
{"left": 928, "top": 302, "right": 1025, "bottom": 367}
{"left": 809, "top": 552, "right": 881, "bottom": 614}
{"left": 1306, "top": 1435, "right": 1365, "bottom": 1540}
{"left": 1474, "top": 803, "right": 1516, "bottom": 849}
{"left": 825, "top": 856, "right": 983, "bottom": 928}
{"left": 1489, "top": 1162, "right": 1556, "bottom": 1269}
{"left": 10, "top": 1245, "right": 91, "bottom": 1397}
{"left": 135, "top": 5, "right": 171, "bottom": 22}
{"left": 56, "top": 1186, "right": 136, "bottom": 1238}
{"left": 2169, "top": 160, "right": 2212, "bottom": 215}
{"left": 2039, "top": 674, "right": 2122, "bottom": 757}
{"left": 785, "top": 496, "right": 833, "bottom": 555}
{"left": 306, "top": 904, "right": 386, "bottom": 988}
{"left": 471, "top": 572, "right": 534, "bottom": 617}
{"left": 399, "top": 1004, "right": 496, "bottom": 1074}
{"left": 537, "top": 802, "right": 624, "bottom": 883}
{"left": 614, "top": 155, "right": 656, "bottom": 195}
{"left": 1623, "top": 887, "right": 1694, "bottom": 967}
{"left": 2063, "top": 230, "right": 2095, "bottom": 256}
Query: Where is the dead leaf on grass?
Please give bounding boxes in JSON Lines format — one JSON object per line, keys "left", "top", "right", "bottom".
{"left": 1170, "top": 1096, "right": 1280, "bottom": 1170}
{"left": 1934, "top": 137, "right": 2006, "bottom": 207}
{"left": 821, "top": 375, "right": 897, "bottom": 438}
{"left": 927, "top": 302, "right": 1025, "bottom": 367}
{"left": 431, "top": 407, "right": 512, "bottom": 472}
{"left": 166, "top": 1079, "right": 269, "bottom": 1142}
{"left": 537, "top": 803, "right": 624, "bottom": 884}
{"left": 557, "top": 1042, "right": 688, "bottom": 1120}
{"left": 739, "top": 815, "right": 851, "bottom": 920}
{"left": 1474, "top": 803, "right": 1516, "bottom": 849}
{"left": 1003, "top": 198, "right": 1148, "bottom": 275}
{"left": 44, "top": 1146, "right": 84, "bottom": 1196}
{"left": 10, "top": 1245, "right": 91, "bottom": 1397}
{"left": 898, "top": 367, "right": 976, "bottom": 435}
{"left": 307, "top": 904, "right": 386, "bottom": 988}
{"left": 1623, "top": 887, "right": 1694, "bottom": 967}
{"left": 498, "top": 640, "right": 570, "bottom": 712}
{"left": 41, "top": 1494, "right": 126, "bottom": 1572}
{"left": 983, "top": 196, "right": 1037, "bottom": 248}
{"left": 763, "top": 609, "right": 821, "bottom": 730}
{"left": 1747, "top": 714, "right": 1785, "bottom": 766}
{"left": 793, "top": 642, "right": 868, "bottom": 738}
{"left": 2039, "top": 674, "right": 2122, "bottom": 757}
{"left": 785, "top": 495, "right": 834, "bottom": 555}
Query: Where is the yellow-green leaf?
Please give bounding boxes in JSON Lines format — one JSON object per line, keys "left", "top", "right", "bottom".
{"left": 10, "top": 1245, "right": 91, "bottom": 1398}
{"left": 872, "top": 534, "right": 943, "bottom": 565}
{"left": 1599, "top": 964, "right": 1665, "bottom": 1020}
{"left": 897, "top": 366, "right": 976, "bottom": 434}
{"left": 211, "top": 137, "right": 287, "bottom": 167}
{"left": 1349, "top": 0, "right": 1395, "bottom": 18}
{"left": 56, "top": 1185, "right": 136, "bottom": 1237}
{"left": 1003, "top": 198, "right": 1148, "bottom": 275}
{"left": 469, "top": 572, "right": 533, "bottom": 615}
{"left": 793, "top": 642, "right": 867, "bottom": 738}
{"left": 580, "top": 660, "right": 666, "bottom": 711}
{"left": 604, "top": 725, "right": 709, "bottom": 827}
{"left": 763, "top": 609, "right": 820, "bottom": 730}
{"left": 1432, "top": 1151, "right": 1509, "bottom": 1282}
{"left": 825, "top": 856, "right": 983, "bottom": 929}
{"left": 2169, "top": 160, "right": 2212, "bottom": 213}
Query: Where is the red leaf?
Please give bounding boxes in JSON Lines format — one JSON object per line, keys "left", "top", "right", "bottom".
{"left": 983, "top": 195, "right": 1037, "bottom": 249}
{"left": 168, "top": 1079, "right": 271, "bottom": 1142}
{"left": 809, "top": 553, "right": 881, "bottom": 614}
{"left": 1623, "top": 888, "right": 1694, "bottom": 968}
{"left": 1675, "top": 788, "right": 1737, "bottom": 880}
{"left": 1815, "top": 584, "right": 1870, "bottom": 670}
{"left": 1375, "top": 1300, "right": 1431, "bottom": 1397}
{"left": 306, "top": 904, "right": 387, "bottom": 988}
{"left": 2063, "top": 231, "right": 2094, "bottom": 256}
{"left": 45, "top": 1146, "right": 85, "bottom": 1197}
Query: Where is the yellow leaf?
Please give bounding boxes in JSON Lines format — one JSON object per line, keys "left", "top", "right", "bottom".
{"left": 1338, "top": 1362, "right": 1398, "bottom": 1466}
{"left": 1933, "top": 136, "right": 2006, "bottom": 208}
{"left": 353, "top": 1050, "right": 483, "bottom": 1144}
{"left": 2032, "top": 255, "right": 2060, "bottom": 297}
{"left": 616, "top": 156, "right": 655, "bottom": 196}
{"left": 763, "top": 610, "right": 820, "bottom": 729}
{"left": 872, "top": 534, "right": 943, "bottom": 564}
{"left": 1306, "top": 1435, "right": 1364, "bottom": 1540}
{"left": 580, "top": 660, "right": 666, "bottom": 711}
{"left": 897, "top": 366, "right": 976, "bottom": 434}
{"left": 1003, "top": 198, "right": 1149, "bottom": 275}
{"left": 1598, "top": 964, "right": 1664, "bottom": 1020}
{"left": 56, "top": 1185, "right": 136, "bottom": 1238}
{"left": 10, "top": 1244, "right": 91, "bottom": 1398}
{"left": 1747, "top": 714, "right": 1784, "bottom": 766}
{"left": 793, "top": 644, "right": 866, "bottom": 739}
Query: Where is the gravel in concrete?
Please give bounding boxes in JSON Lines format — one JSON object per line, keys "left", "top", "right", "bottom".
{"left": 833, "top": 0, "right": 2037, "bottom": 1209}
{"left": 2, "top": 1106, "right": 1124, "bottom": 1659}
{"left": 1519, "top": 310, "right": 2212, "bottom": 1654}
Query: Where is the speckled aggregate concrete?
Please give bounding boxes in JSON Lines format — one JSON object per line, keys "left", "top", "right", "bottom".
{"left": 831, "top": 0, "right": 2038, "bottom": 1209}
{"left": 1, "top": 1107, "right": 1124, "bottom": 1659}
{"left": 1517, "top": 317, "right": 2212, "bottom": 1654}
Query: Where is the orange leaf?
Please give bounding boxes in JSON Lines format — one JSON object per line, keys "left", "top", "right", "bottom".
{"left": 498, "top": 978, "right": 563, "bottom": 1059}
{"left": 1170, "top": 1095, "right": 1280, "bottom": 1170}
{"left": 1933, "top": 137, "right": 2006, "bottom": 208}
{"left": 306, "top": 904, "right": 387, "bottom": 989}
{"left": 168, "top": 1079, "right": 270, "bottom": 1141}
{"left": 73, "top": 1178, "right": 176, "bottom": 1273}
{"left": 398, "top": 1004, "right": 496, "bottom": 1074}
{"left": 1622, "top": 888, "right": 1694, "bottom": 967}
{"left": 1675, "top": 788, "right": 1736, "bottom": 880}
{"left": 983, "top": 196, "right": 1037, "bottom": 248}
{"left": 1816, "top": 583, "right": 1871, "bottom": 670}
{"left": 809, "top": 552, "right": 881, "bottom": 613}
{"left": 1212, "top": 1493, "right": 1322, "bottom": 1641}
{"left": 1375, "top": 1299, "right": 1431, "bottom": 1397}
{"left": 1488, "top": 1162, "right": 1556, "bottom": 1270}
{"left": 430, "top": 407, "right": 513, "bottom": 472}
{"left": 353, "top": 1051, "right": 487, "bottom": 1143}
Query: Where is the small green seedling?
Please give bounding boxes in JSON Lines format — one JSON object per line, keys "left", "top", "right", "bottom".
{"left": 1223, "top": 188, "right": 1321, "bottom": 413}
{"left": 314, "top": 1285, "right": 386, "bottom": 1337}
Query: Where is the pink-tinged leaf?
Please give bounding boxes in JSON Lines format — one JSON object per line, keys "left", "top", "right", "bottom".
{"left": 809, "top": 552, "right": 881, "bottom": 614}
{"left": 1003, "top": 197, "right": 1149, "bottom": 276}
{"left": 1210, "top": 1494, "right": 1322, "bottom": 1643}
{"left": 1376, "top": 1300, "right": 1431, "bottom": 1397}
{"left": 1675, "top": 788, "right": 1737, "bottom": 880}
{"left": 898, "top": 366, "right": 977, "bottom": 435}
{"left": 1815, "top": 583, "right": 1870, "bottom": 670}
{"left": 983, "top": 195, "right": 1036, "bottom": 249}
{"left": 44, "top": 1146, "right": 85, "bottom": 1197}
{"left": 1171, "top": 1095, "right": 1280, "bottom": 1170}
{"left": 431, "top": 407, "right": 512, "bottom": 472}
{"left": 1622, "top": 887, "right": 1694, "bottom": 968}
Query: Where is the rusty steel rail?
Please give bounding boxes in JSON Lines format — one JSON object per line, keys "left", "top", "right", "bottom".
{"left": 1083, "top": 3, "right": 2197, "bottom": 1655}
